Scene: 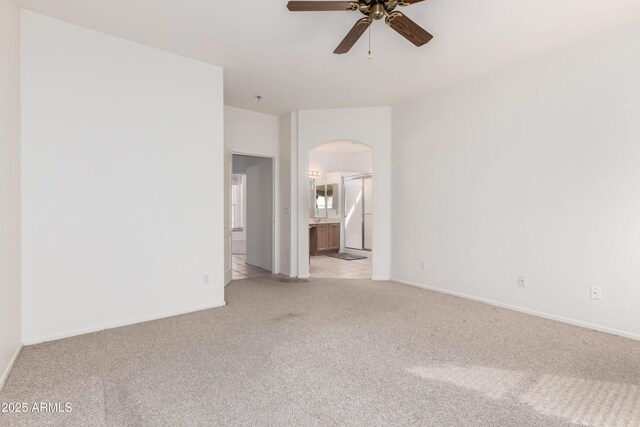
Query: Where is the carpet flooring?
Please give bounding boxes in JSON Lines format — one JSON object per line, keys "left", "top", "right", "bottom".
{"left": 1, "top": 276, "right": 639, "bottom": 426}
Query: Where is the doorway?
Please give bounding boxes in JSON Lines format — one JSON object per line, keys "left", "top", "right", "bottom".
{"left": 307, "top": 141, "right": 373, "bottom": 279}
{"left": 230, "top": 154, "right": 274, "bottom": 281}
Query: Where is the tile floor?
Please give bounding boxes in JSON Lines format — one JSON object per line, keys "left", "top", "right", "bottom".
{"left": 310, "top": 254, "right": 372, "bottom": 279}
{"left": 232, "top": 254, "right": 271, "bottom": 281}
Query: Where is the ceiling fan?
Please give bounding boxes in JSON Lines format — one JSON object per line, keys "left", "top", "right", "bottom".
{"left": 286, "top": 0, "right": 433, "bottom": 54}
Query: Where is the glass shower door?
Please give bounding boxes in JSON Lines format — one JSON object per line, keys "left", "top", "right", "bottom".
{"left": 344, "top": 178, "right": 364, "bottom": 250}
{"left": 344, "top": 175, "right": 372, "bottom": 251}
{"left": 363, "top": 177, "right": 372, "bottom": 251}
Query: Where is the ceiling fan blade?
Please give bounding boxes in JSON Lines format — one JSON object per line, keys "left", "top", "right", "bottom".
{"left": 400, "top": 0, "right": 427, "bottom": 4}
{"left": 287, "top": 1, "right": 356, "bottom": 11}
{"left": 386, "top": 12, "right": 433, "bottom": 47}
{"left": 334, "top": 18, "right": 372, "bottom": 54}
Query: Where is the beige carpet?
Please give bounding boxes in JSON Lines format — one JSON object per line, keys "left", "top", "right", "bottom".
{"left": 1, "top": 277, "right": 639, "bottom": 426}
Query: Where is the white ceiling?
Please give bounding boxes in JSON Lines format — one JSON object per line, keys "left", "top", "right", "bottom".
{"left": 312, "top": 140, "right": 372, "bottom": 154}
{"left": 19, "top": 0, "right": 640, "bottom": 116}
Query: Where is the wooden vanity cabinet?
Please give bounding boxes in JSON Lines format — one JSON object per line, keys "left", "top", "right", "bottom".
{"left": 328, "top": 224, "right": 340, "bottom": 250}
{"left": 310, "top": 223, "right": 340, "bottom": 255}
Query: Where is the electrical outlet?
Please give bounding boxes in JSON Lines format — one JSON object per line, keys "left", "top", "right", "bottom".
{"left": 420, "top": 260, "right": 427, "bottom": 270}
{"left": 590, "top": 286, "right": 602, "bottom": 300}
{"left": 518, "top": 276, "right": 527, "bottom": 288}
{"left": 203, "top": 274, "right": 210, "bottom": 285}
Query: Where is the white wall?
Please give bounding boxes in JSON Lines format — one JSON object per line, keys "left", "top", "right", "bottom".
{"left": 391, "top": 20, "right": 640, "bottom": 339}
{"left": 21, "top": 12, "right": 225, "bottom": 344}
{"left": 224, "top": 106, "right": 279, "bottom": 157}
{"left": 308, "top": 148, "right": 372, "bottom": 182}
{"left": 296, "top": 107, "right": 392, "bottom": 280}
{"left": 279, "top": 112, "right": 296, "bottom": 276}
{"left": 0, "top": 0, "right": 22, "bottom": 390}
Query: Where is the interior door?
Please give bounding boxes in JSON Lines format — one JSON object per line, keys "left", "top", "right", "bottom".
{"left": 224, "top": 146, "right": 233, "bottom": 286}
{"left": 246, "top": 160, "right": 273, "bottom": 271}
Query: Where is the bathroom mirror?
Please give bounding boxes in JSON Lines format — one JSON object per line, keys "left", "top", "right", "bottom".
{"left": 326, "top": 184, "right": 339, "bottom": 218}
{"left": 310, "top": 181, "right": 339, "bottom": 219}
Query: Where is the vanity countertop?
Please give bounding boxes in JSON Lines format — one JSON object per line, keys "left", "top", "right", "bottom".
{"left": 309, "top": 218, "right": 340, "bottom": 226}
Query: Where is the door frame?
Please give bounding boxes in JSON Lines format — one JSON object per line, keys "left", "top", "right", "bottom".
{"left": 224, "top": 146, "right": 233, "bottom": 286}
{"left": 229, "top": 149, "right": 279, "bottom": 275}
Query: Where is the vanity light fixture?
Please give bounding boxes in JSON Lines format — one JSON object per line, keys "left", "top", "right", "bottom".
{"left": 309, "top": 170, "right": 321, "bottom": 178}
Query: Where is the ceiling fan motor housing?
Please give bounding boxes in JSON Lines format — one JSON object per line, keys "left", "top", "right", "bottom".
{"left": 370, "top": 3, "right": 385, "bottom": 20}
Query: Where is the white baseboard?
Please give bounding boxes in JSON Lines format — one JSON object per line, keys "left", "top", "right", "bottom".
{"left": 391, "top": 277, "right": 639, "bottom": 341}
{"left": 23, "top": 301, "right": 227, "bottom": 346}
{"left": 301, "top": 275, "right": 388, "bottom": 281}
{"left": 0, "top": 344, "right": 22, "bottom": 392}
